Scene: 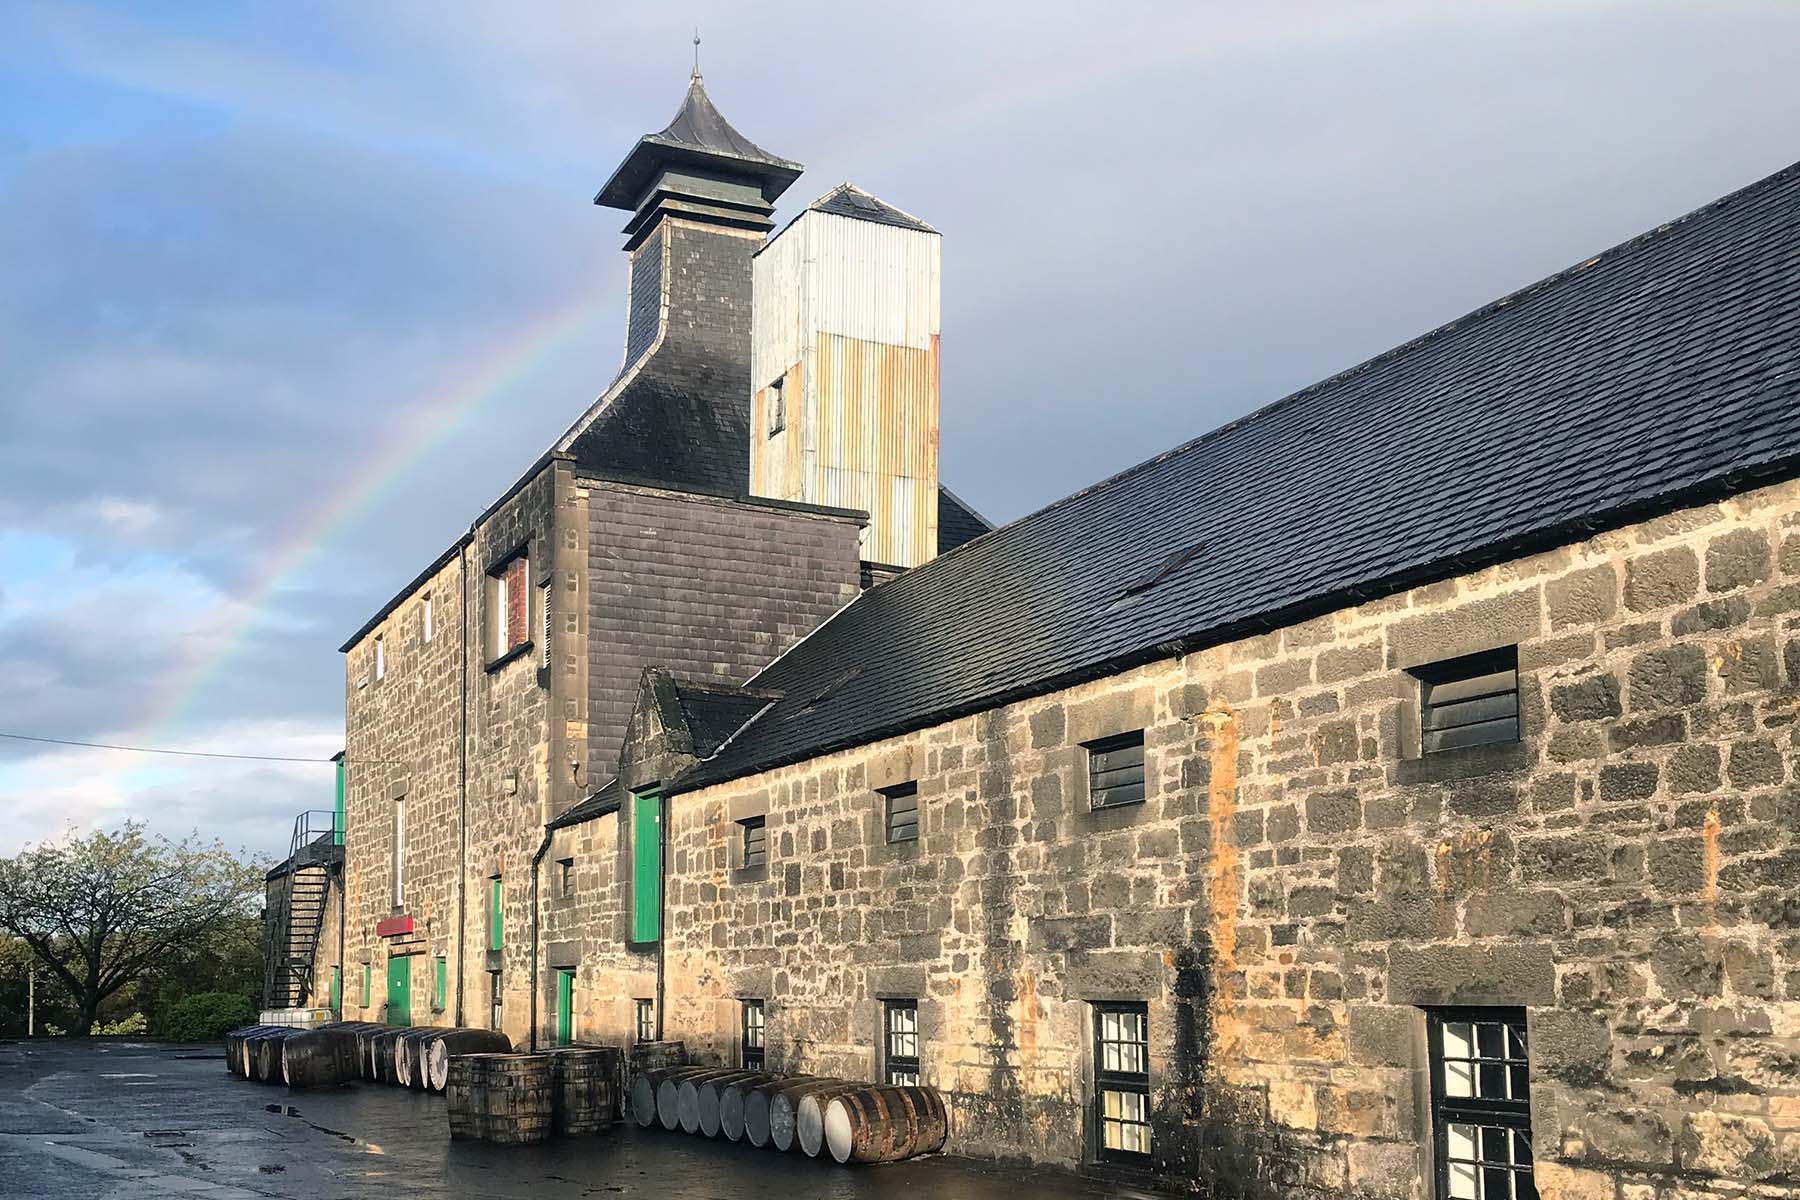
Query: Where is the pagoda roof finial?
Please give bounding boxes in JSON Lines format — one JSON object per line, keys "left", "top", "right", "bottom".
{"left": 692, "top": 27, "right": 701, "bottom": 81}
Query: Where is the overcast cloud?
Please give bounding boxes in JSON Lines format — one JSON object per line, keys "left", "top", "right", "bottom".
{"left": 2, "top": 0, "right": 1797, "bottom": 860}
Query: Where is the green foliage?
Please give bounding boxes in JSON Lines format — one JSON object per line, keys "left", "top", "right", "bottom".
{"left": 155, "top": 991, "right": 254, "bottom": 1041}
{"left": 0, "top": 822, "right": 266, "bottom": 1035}
{"left": 94, "top": 1012, "right": 147, "bottom": 1036}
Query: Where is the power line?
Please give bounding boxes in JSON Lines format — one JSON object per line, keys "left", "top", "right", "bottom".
{"left": 0, "top": 731, "right": 387, "bottom": 766}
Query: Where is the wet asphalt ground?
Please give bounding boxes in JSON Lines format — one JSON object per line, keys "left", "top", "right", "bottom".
{"left": 0, "top": 1039, "right": 1145, "bottom": 1199}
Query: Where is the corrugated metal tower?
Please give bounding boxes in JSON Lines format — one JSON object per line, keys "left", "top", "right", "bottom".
{"left": 750, "top": 184, "right": 942, "bottom": 569}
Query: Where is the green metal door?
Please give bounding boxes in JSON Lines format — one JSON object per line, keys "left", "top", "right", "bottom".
{"left": 631, "top": 790, "right": 661, "bottom": 942}
{"left": 386, "top": 957, "right": 410, "bottom": 1026}
{"left": 330, "top": 965, "right": 342, "bottom": 1016}
{"left": 556, "top": 969, "right": 575, "bottom": 1045}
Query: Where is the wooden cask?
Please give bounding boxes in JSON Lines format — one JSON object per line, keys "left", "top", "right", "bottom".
{"left": 741, "top": 1075, "right": 827, "bottom": 1148}
{"left": 822, "top": 1084, "right": 949, "bottom": 1163}
{"left": 796, "top": 1083, "right": 869, "bottom": 1157}
{"left": 279, "top": 1028, "right": 359, "bottom": 1089}
{"left": 630, "top": 1066, "right": 694, "bottom": 1127}
{"left": 768, "top": 1079, "right": 850, "bottom": 1152}
{"left": 685, "top": 1070, "right": 762, "bottom": 1136}
{"left": 716, "top": 1072, "right": 779, "bottom": 1142}
{"left": 477, "top": 1054, "right": 554, "bottom": 1145}
{"left": 550, "top": 1048, "right": 617, "bottom": 1136}
{"left": 655, "top": 1067, "right": 732, "bottom": 1132}
{"left": 425, "top": 1029, "right": 513, "bottom": 1093}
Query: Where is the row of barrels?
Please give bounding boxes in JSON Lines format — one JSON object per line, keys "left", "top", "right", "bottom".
{"left": 629, "top": 1068, "right": 947, "bottom": 1165}
{"left": 445, "top": 1047, "right": 623, "bottom": 1145}
{"left": 225, "top": 1022, "right": 512, "bottom": 1091}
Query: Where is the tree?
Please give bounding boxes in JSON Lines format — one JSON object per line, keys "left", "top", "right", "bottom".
{"left": 0, "top": 822, "right": 264, "bottom": 1035}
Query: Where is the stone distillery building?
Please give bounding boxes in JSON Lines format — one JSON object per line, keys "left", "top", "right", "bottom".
{"left": 269, "top": 69, "right": 1800, "bottom": 1199}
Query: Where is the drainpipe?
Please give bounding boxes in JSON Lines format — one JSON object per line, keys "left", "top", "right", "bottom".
{"left": 528, "top": 826, "right": 553, "bottom": 1052}
{"left": 454, "top": 534, "right": 472, "bottom": 1027}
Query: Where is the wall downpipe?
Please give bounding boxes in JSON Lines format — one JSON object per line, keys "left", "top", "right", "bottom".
{"left": 528, "top": 827, "right": 552, "bottom": 1052}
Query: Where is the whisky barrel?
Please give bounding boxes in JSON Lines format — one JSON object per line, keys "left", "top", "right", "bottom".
{"left": 550, "top": 1048, "right": 617, "bottom": 1136}
{"left": 224, "top": 1025, "right": 274, "bottom": 1077}
{"left": 823, "top": 1084, "right": 948, "bottom": 1163}
{"left": 796, "top": 1083, "right": 873, "bottom": 1157}
{"left": 249, "top": 1028, "right": 306, "bottom": 1083}
{"left": 685, "top": 1069, "right": 762, "bottom": 1136}
{"left": 279, "top": 1028, "right": 359, "bottom": 1089}
{"left": 350, "top": 1025, "right": 383, "bottom": 1078}
{"left": 425, "top": 1029, "right": 513, "bottom": 1093}
{"left": 656, "top": 1067, "right": 738, "bottom": 1131}
{"left": 370, "top": 1029, "right": 405, "bottom": 1085}
{"left": 767, "top": 1078, "right": 849, "bottom": 1152}
{"left": 627, "top": 1039, "right": 687, "bottom": 1077}
{"left": 445, "top": 1053, "right": 553, "bottom": 1145}
{"left": 717, "top": 1072, "right": 781, "bottom": 1142}
{"left": 740, "top": 1074, "right": 826, "bottom": 1147}
{"left": 395, "top": 1028, "right": 437, "bottom": 1090}
{"left": 630, "top": 1066, "right": 698, "bottom": 1127}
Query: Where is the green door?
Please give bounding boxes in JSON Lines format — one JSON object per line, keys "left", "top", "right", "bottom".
{"left": 330, "top": 965, "right": 342, "bottom": 1016}
{"left": 631, "top": 790, "right": 661, "bottom": 942}
{"left": 386, "top": 957, "right": 410, "bottom": 1026}
{"left": 555, "top": 969, "right": 575, "bottom": 1045}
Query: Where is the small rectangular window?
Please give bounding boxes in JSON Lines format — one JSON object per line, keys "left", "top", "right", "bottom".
{"left": 636, "top": 998, "right": 656, "bottom": 1044}
{"left": 374, "top": 634, "right": 385, "bottom": 680}
{"left": 740, "top": 816, "right": 767, "bottom": 868}
{"left": 1429, "top": 1007, "right": 1535, "bottom": 1200}
{"left": 882, "top": 781, "right": 919, "bottom": 844}
{"left": 433, "top": 956, "right": 447, "bottom": 1011}
{"left": 1094, "top": 1001, "right": 1151, "bottom": 1162}
{"left": 1415, "top": 647, "right": 1520, "bottom": 755}
{"left": 767, "top": 377, "right": 785, "bottom": 437}
{"left": 423, "top": 593, "right": 433, "bottom": 643}
{"left": 883, "top": 999, "right": 920, "bottom": 1086}
{"left": 1086, "top": 731, "right": 1146, "bottom": 809}
{"left": 392, "top": 797, "right": 406, "bottom": 906}
{"left": 489, "top": 555, "right": 529, "bottom": 660}
{"left": 540, "top": 581, "right": 552, "bottom": 668}
{"left": 488, "top": 970, "right": 503, "bottom": 1031}
{"left": 557, "top": 857, "right": 574, "bottom": 899}
{"left": 741, "top": 999, "right": 765, "bottom": 1069}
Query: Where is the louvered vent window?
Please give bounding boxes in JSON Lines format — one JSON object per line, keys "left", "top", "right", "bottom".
{"left": 1086, "top": 731, "right": 1146, "bottom": 809}
{"left": 883, "top": 782, "right": 919, "bottom": 844}
{"left": 740, "top": 816, "right": 767, "bottom": 868}
{"left": 1415, "top": 647, "right": 1520, "bottom": 755}
{"left": 540, "top": 581, "right": 552, "bottom": 668}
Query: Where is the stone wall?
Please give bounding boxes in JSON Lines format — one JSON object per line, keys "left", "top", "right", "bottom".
{"left": 556, "top": 475, "right": 1800, "bottom": 1197}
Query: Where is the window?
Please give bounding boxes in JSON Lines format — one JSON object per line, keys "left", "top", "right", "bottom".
{"left": 741, "top": 999, "right": 765, "bottom": 1070}
{"left": 374, "top": 634, "right": 385, "bottom": 680}
{"left": 433, "top": 956, "right": 447, "bottom": 1012}
{"left": 557, "top": 857, "right": 574, "bottom": 899}
{"left": 636, "top": 998, "right": 656, "bottom": 1044}
{"left": 883, "top": 999, "right": 920, "bottom": 1086}
{"left": 489, "top": 876, "right": 503, "bottom": 950}
{"left": 422, "top": 593, "right": 433, "bottom": 642}
{"left": 392, "top": 797, "right": 406, "bottom": 906}
{"left": 767, "top": 377, "right": 785, "bottom": 436}
{"left": 1429, "top": 1008, "right": 1536, "bottom": 1200}
{"left": 883, "top": 781, "right": 919, "bottom": 844}
{"left": 1415, "top": 647, "right": 1520, "bottom": 755}
{"left": 490, "top": 554, "right": 529, "bottom": 660}
{"left": 1094, "top": 1002, "right": 1151, "bottom": 1162}
{"left": 1086, "top": 731, "right": 1146, "bottom": 809}
{"left": 740, "top": 815, "right": 767, "bottom": 868}
{"left": 488, "top": 970, "right": 503, "bottom": 1031}
{"left": 540, "top": 581, "right": 552, "bottom": 668}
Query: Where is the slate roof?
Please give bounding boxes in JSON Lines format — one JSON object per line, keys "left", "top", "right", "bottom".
{"left": 675, "top": 682, "right": 777, "bottom": 757}
{"left": 596, "top": 75, "right": 803, "bottom": 211}
{"left": 548, "top": 775, "right": 623, "bottom": 831}
{"left": 808, "top": 183, "right": 939, "bottom": 234}
{"left": 676, "top": 160, "right": 1800, "bottom": 794}
{"left": 937, "top": 484, "right": 993, "bottom": 554}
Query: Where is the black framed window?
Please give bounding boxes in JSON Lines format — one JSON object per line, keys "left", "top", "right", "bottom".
{"left": 883, "top": 1000, "right": 920, "bottom": 1085}
{"left": 488, "top": 970, "right": 502, "bottom": 1031}
{"left": 1093, "top": 1001, "right": 1151, "bottom": 1162}
{"left": 1086, "top": 731, "right": 1146, "bottom": 809}
{"left": 883, "top": 781, "right": 919, "bottom": 843}
{"left": 1429, "top": 1007, "right": 1537, "bottom": 1200}
{"left": 740, "top": 816, "right": 767, "bottom": 868}
{"left": 557, "top": 857, "right": 574, "bottom": 898}
{"left": 741, "top": 999, "right": 765, "bottom": 1069}
{"left": 635, "top": 998, "right": 656, "bottom": 1044}
{"left": 1414, "top": 647, "right": 1520, "bottom": 755}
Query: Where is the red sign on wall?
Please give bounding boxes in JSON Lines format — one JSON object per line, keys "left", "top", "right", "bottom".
{"left": 376, "top": 915, "right": 414, "bottom": 938}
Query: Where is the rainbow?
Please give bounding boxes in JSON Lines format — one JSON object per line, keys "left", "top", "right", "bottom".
{"left": 133, "top": 286, "right": 614, "bottom": 743}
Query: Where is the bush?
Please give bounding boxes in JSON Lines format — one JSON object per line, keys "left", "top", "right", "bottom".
{"left": 95, "top": 1012, "right": 147, "bottom": 1035}
{"left": 155, "top": 992, "right": 254, "bottom": 1041}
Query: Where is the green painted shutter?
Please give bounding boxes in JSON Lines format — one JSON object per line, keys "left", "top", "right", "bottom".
{"left": 333, "top": 755, "right": 346, "bottom": 846}
{"left": 330, "top": 966, "right": 341, "bottom": 1015}
{"left": 386, "top": 957, "right": 410, "bottom": 1026}
{"left": 490, "top": 877, "right": 503, "bottom": 950}
{"left": 632, "top": 790, "right": 661, "bottom": 942}
{"left": 362, "top": 962, "right": 371, "bottom": 1005}
{"left": 556, "top": 969, "right": 574, "bottom": 1045}
{"left": 434, "top": 957, "right": 447, "bottom": 1010}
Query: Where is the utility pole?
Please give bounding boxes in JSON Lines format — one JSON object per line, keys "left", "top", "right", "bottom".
{"left": 27, "top": 963, "right": 34, "bottom": 1037}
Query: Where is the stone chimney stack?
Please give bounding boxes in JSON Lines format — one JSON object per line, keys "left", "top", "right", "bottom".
{"left": 749, "top": 184, "right": 942, "bottom": 569}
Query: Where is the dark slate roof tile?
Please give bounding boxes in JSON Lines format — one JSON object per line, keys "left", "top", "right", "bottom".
{"left": 679, "top": 160, "right": 1800, "bottom": 794}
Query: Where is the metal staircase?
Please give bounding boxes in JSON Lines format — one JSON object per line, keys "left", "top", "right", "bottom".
{"left": 262, "top": 809, "right": 340, "bottom": 1010}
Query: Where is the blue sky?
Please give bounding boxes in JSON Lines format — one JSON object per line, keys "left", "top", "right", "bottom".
{"left": 3, "top": 0, "right": 1798, "bottom": 860}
